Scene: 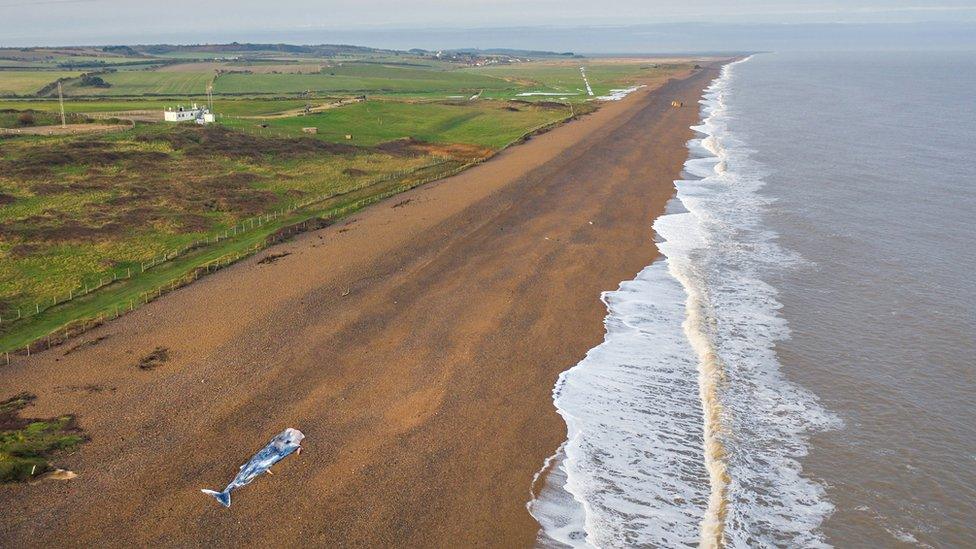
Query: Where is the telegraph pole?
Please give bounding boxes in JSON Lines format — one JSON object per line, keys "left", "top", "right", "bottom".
{"left": 57, "top": 81, "right": 66, "bottom": 128}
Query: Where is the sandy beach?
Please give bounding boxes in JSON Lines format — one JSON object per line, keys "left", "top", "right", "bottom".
{"left": 0, "top": 64, "right": 718, "bottom": 547}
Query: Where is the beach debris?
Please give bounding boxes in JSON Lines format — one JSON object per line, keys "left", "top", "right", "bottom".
{"left": 596, "top": 85, "right": 646, "bottom": 101}
{"left": 44, "top": 468, "right": 77, "bottom": 481}
{"left": 201, "top": 428, "right": 304, "bottom": 508}
{"left": 137, "top": 347, "right": 169, "bottom": 370}
{"left": 258, "top": 252, "right": 291, "bottom": 265}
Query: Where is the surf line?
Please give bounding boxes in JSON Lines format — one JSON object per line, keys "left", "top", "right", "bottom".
{"left": 678, "top": 276, "right": 730, "bottom": 547}
{"left": 679, "top": 56, "right": 753, "bottom": 548}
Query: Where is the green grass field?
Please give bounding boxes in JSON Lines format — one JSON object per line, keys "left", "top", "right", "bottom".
{"left": 213, "top": 63, "right": 510, "bottom": 95}
{"left": 0, "top": 98, "right": 319, "bottom": 117}
{"left": 0, "top": 71, "right": 82, "bottom": 96}
{"left": 63, "top": 71, "right": 214, "bottom": 96}
{"left": 468, "top": 61, "right": 690, "bottom": 100}
{"left": 222, "top": 100, "right": 570, "bottom": 148}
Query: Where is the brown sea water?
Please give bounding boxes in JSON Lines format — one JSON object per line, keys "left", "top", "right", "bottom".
{"left": 733, "top": 51, "right": 976, "bottom": 546}
{"left": 530, "top": 52, "right": 974, "bottom": 547}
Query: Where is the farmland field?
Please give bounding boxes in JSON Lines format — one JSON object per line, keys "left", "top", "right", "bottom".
{"left": 0, "top": 71, "right": 82, "bottom": 96}
{"left": 64, "top": 71, "right": 215, "bottom": 96}
{"left": 214, "top": 63, "right": 510, "bottom": 95}
{"left": 0, "top": 98, "right": 311, "bottom": 116}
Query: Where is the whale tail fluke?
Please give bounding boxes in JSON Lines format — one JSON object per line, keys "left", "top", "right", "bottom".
{"left": 201, "top": 488, "right": 231, "bottom": 508}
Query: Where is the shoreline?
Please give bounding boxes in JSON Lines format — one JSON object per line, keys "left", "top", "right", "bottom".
{"left": 0, "top": 64, "right": 720, "bottom": 546}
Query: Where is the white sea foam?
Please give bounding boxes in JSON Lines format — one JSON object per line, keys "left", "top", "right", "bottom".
{"left": 529, "top": 57, "right": 840, "bottom": 548}
{"left": 529, "top": 259, "right": 710, "bottom": 548}
{"left": 596, "top": 85, "right": 645, "bottom": 101}
{"left": 516, "top": 92, "right": 580, "bottom": 97}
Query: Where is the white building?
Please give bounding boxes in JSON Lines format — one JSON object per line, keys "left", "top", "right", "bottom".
{"left": 163, "top": 103, "right": 215, "bottom": 124}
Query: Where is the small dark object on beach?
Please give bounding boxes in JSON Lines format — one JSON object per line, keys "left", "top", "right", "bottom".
{"left": 137, "top": 347, "right": 169, "bottom": 370}
{"left": 392, "top": 199, "right": 412, "bottom": 209}
{"left": 258, "top": 252, "right": 291, "bottom": 265}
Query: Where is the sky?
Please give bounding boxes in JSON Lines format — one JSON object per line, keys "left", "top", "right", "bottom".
{"left": 2, "top": 0, "right": 975, "bottom": 50}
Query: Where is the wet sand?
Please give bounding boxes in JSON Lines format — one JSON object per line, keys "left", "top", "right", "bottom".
{"left": 0, "top": 65, "right": 718, "bottom": 547}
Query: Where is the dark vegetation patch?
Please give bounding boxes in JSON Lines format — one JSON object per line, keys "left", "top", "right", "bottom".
{"left": 0, "top": 109, "right": 92, "bottom": 130}
{"left": 30, "top": 180, "right": 109, "bottom": 195}
{"left": 56, "top": 384, "right": 116, "bottom": 394}
{"left": 342, "top": 167, "right": 368, "bottom": 176}
{"left": 536, "top": 101, "right": 568, "bottom": 109}
{"left": 0, "top": 192, "right": 15, "bottom": 204}
{"left": 258, "top": 251, "right": 291, "bottom": 264}
{"left": 2, "top": 139, "right": 169, "bottom": 178}
{"left": 0, "top": 127, "right": 308, "bottom": 244}
{"left": 135, "top": 125, "right": 356, "bottom": 159}
{"left": 137, "top": 346, "right": 169, "bottom": 370}
{"left": 0, "top": 214, "right": 127, "bottom": 242}
{"left": 195, "top": 172, "right": 276, "bottom": 214}
{"left": 0, "top": 393, "right": 87, "bottom": 482}
{"left": 373, "top": 137, "right": 427, "bottom": 157}
{"left": 8, "top": 243, "right": 41, "bottom": 258}
{"left": 78, "top": 72, "right": 111, "bottom": 88}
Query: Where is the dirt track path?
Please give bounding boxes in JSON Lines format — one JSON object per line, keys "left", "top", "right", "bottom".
{"left": 0, "top": 66, "right": 718, "bottom": 548}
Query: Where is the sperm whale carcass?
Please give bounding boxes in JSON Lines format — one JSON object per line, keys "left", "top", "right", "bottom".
{"left": 201, "top": 428, "right": 304, "bottom": 508}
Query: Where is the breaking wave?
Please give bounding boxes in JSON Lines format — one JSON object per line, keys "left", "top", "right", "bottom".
{"left": 528, "top": 57, "right": 841, "bottom": 548}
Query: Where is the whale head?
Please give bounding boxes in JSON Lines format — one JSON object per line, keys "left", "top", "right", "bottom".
{"left": 272, "top": 428, "right": 305, "bottom": 451}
